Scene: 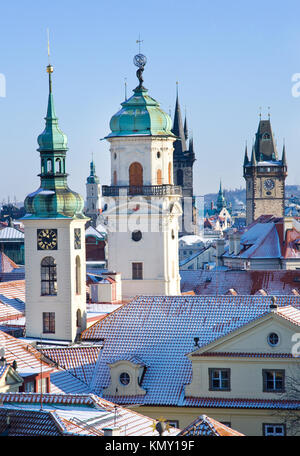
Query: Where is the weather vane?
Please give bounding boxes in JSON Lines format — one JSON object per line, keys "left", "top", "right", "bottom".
{"left": 133, "top": 36, "right": 147, "bottom": 89}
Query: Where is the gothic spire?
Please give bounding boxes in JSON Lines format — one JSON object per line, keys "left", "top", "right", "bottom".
{"left": 243, "top": 143, "right": 249, "bottom": 167}
{"left": 282, "top": 142, "right": 287, "bottom": 168}
{"left": 251, "top": 144, "right": 257, "bottom": 166}
{"left": 184, "top": 114, "right": 188, "bottom": 141}
{"left": 172, "top": 83, "right": 187, "bottom": 156}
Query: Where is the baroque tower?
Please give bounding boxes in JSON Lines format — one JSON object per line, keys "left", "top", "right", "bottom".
{"left": 85, "top": 159, "right": 101, "bottom": 227}
{"left": 102, "top": 54, "right": 182, "bottom": 298}
{"left": 172, "top": 87, "right": 196, "bottom": 235}
{"left": 244, "top": 118, "right": 287, "bottom": 225}
{"left": 23, "top": 62, "right": 88, "bottom": 342}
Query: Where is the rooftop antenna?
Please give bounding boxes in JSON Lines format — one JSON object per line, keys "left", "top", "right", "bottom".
{"left": 124, "top": 77, "right": 127, "bottom": 101}
{"left": 136, "top": 33, "right": 143, "bottom": 54}
{"left": 259, "top": 106, "right": 262, "bottom": 119}
{"left": 268, "top": 106, "right": 271, "bottom": 119}
{"left": 47, "top": 28, "right": 51, "bottom": 65}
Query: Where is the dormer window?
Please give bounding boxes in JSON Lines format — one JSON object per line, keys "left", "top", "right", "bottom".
{"left": 263, "top": 133, "right": 270, "bottom": 140}
{"left": 103, "top": 358, "right": 147, "bottom": 396}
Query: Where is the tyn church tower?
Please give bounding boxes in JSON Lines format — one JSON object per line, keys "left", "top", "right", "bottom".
{"left": 243, "top": 118, "right": 287, "bottom": 225}
{"left": 172, "top": 89, "right": 196, "bottom": 235}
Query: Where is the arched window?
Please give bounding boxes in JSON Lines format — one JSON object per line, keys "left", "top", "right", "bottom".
{"left": 41, "top": 257, "right": 57, "bottom": 296}
{"left": 168, "top": 162, "right": 172, "bottom": 185}
{"left": 129, "top": 162, "right": 143, "bottom": 187}
{"left": 55, "top": 158, "right": 62, "bottom": 173}
{"left": 75, "top": 256, "right": 81, "bottom": 295}
{"left": 41, "top": 159, "right": 45, "bottom": 174}
{"left": 157, "top": 169, "right": 162, "bottom": 185}
{"left": 47, "top": 159, "right": 53, "bottom": 173}
{"left": 177, "top": 169, "right": 183, "bottom": 186}
{"left": 113, "top": 170, "right": 117, "bottom": 186}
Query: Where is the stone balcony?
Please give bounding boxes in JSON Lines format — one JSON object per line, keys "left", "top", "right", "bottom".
{"left": 102, "top": 185, "right": 182, "bottom": 197}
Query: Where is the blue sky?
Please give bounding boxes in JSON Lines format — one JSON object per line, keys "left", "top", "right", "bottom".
{"left": 1, "top": 0, "right": 300, "bottom": 202}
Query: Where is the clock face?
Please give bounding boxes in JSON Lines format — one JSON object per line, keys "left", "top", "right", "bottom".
{"left": 37, "top": 229, "right": 57, "bottom": 250}
{"left": 264, "top": 179, "right": 275, "bottom": 191}
{"left": 74, "top": 228, "right": 81, "bottom": 249}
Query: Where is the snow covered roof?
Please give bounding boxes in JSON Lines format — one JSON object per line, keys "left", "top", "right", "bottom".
{"left": 78, "top": 295, "right": 300, "bottom": 407}
{"left": 0, "top": 393, "right": 180, "bottom": 436}
{"left": 180, "top": 269, "right": 300, "bottom": 296}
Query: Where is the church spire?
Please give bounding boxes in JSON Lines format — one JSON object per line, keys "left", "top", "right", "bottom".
{"left": 243, "top": 143, "right": 249, "bottom": 167}
{"left": 184, "top": 113, "right": 188, "bottom": 141}
{"left": 37, "top": 64, "right": 68, "bottom": 152}
{"left": 282, "top": 142, "right": 287, "bottom": 168}
{"left": 251, "top": 144, "right": 257, "bottom": 166}
{"left": 172, "top": 83, "right": 187, "bottom": 156}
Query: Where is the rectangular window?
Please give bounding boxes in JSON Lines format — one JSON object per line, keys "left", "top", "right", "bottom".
{"left": 43, "top": 312, "right": 55, "bottom": 334}
{"left": 209, "top": 368, "right": 231, "bottom": 391}
{"left": 132, "top": 262, "right": 143, "bottom": 280}
{"left": 263, "top": 424, "right": 285, "bottom": 436}
{"left": 37, "top": 377, "right": 48, "bottom": 393}
{"left": 24, "top": 381, "right": 35, "bottom": 392}
{"left": 263, "top": 370, "right": 285, "bottom": 392}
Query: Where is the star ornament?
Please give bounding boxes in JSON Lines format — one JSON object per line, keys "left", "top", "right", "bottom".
{"left": 151, "top": 417, "right": 171, "bottom": 435}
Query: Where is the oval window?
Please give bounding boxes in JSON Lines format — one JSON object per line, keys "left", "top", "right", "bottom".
{"left": 268, "top": 332, "right": 279, "bottom": 347}
{"left": 119, "top": 372, "right": 130, "bottom": 386}
{"left": 132, "top": 230, "right": 142, "bottom": 242}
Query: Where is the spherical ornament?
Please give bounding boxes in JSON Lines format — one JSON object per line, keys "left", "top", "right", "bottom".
{"left": 133, "top": 53, "right": 147, "bottom": 68}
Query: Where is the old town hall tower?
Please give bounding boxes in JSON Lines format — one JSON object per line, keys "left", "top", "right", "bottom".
{"left": 243, "top": 118, "right": 287, "bottom": 225}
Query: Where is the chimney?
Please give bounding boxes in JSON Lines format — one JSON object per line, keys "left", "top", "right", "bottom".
{"left": 215, "top": 239, "right": 225, "bottom": 266}
{"left": 228, "top": 233, "right": 234, "bottom": 254}
{"left": 270, "top": 296, "right": 278, "bottom": 310}
{"left": 233, "top": 232, "right": 241, "bottom": 255}
{"left": 103, "top": 427, "right": 121, "bottom": 437}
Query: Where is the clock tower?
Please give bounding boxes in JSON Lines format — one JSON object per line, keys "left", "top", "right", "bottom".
{"left": 23, "top": 62, "right": 88, "bottom": 342}
{"left": 243, "top": 118, "right": 287, "bottom": 225}
{"left": 102, "top": 54, "right": 182, "bottom": 298}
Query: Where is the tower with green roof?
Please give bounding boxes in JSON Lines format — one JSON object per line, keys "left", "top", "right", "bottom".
{"left": 85, "top": 159, "right": 101, "bottom": 227}
{"left": 102, "top": 53, "right": 182, "bottom": 297}
{"left": 23, "top": 62, "right": 88, "bottom": 342}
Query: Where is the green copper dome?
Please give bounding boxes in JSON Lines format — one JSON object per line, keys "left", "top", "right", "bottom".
{"left": 106, "top": 87, "right": 175, "bottom": 138}
{"left": 23, "top": 65, "right": 86, "bottom": 220}
{"left": 37, "top": 92, "right": 68, "bottom": 152}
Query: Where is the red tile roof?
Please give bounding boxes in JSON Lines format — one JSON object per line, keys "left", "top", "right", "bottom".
{"left": 179, "top": 414, "right": 244, "bottom": 436}
{"left": 180, "top": 269, "right": 300, "bottom": 296}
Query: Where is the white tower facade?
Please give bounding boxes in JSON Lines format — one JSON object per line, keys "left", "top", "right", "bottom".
{"left": 23, "top": 63, "right": 88, "bottom": 342}
{"left": 85, "top": 160, "right": 102, "bottom": 225}
{"left": 103, "top": 55, "right": 182, "bottom": 298}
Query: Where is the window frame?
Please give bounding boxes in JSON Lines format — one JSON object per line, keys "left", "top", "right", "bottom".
{"left": 263, "top": 423, "right": 286, "bottom": 436}
{"left": 262, "top": 369, "right": 285, "bottom": 393}
{"left": 43, "top": 312, "right": 55, "bottom": 334}
{"left": 208, "top": 368, "right": 231, "bottom": 392}
{"left": 132, "top": 262, "right": 143, "bottom": 280}
{"left": 41, "top": 257, "right": 57, "bottom": 296}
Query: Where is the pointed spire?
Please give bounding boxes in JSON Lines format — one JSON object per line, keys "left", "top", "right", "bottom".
{"left": 282, "top": 141, "right": 287, "bottom": 167}
{"left": 184, "top": 109, "right": 188, "bottom": 141}
{"left": 172, "top": 82, "right": 187, "bottom": 155}
{"left": 188, "top": 136, "right": 196, "bottom": 162}
{"left": 37, "top": 64, "right": 68, "bottom": 152}
{"left": 244, "top": 142, "right": 249, "bottom": 167}
{"left": 251, "top": 145, "right": 257, "bottom": 166}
